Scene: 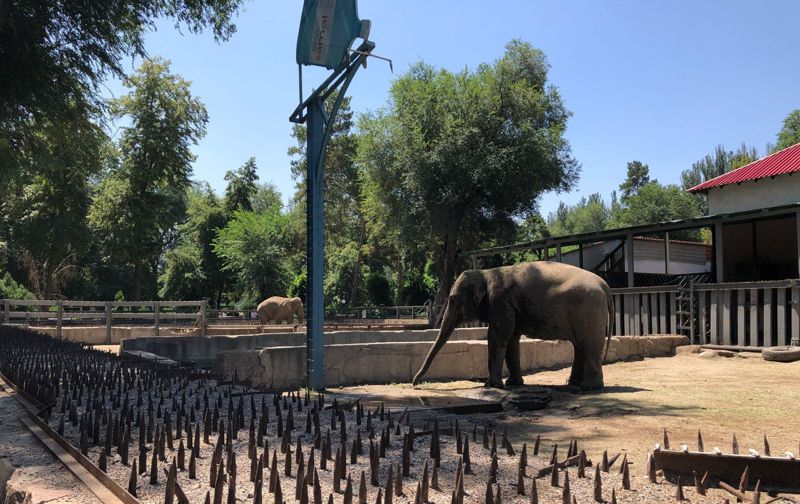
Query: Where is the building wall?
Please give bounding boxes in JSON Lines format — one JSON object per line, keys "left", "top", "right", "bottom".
{"left": 560, "top": 239, "right": 710, "bottom": 274}
{"left": 708, "top": 174, "right": 800, "bottom": 214}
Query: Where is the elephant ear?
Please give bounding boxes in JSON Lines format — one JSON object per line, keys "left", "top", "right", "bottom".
{"left": 471, "top": 273, "right": 487, "bottom": 309}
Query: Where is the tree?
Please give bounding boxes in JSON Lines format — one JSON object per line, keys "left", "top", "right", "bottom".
{"left": 610, "top": 183, "right": 701, "bottom": 240}
{"left": 223, "top": 157, "right": 259, "bottom": 214}
{"left": 1, "top": 0, "right": 242, "bottom": 184}
{"left": 88, "top": 58, "right": 208, "bottom": 299}
{"left": 213, "top": 210, "right": 291, "bottom": 306}
{"left": 1, "top": 108, "right": 109, "bottom": 298}
{"left": 547, "top": 194, "right": 610, "bottom": 236}
{"left": 251, "top": 183, "right": 284, "bottom": 214}
{"left": 360, "top": 40, "right": 580, "bottom": 312}
{"left": 619, "top": 161, "right": 652, "bottom": 201}
{"left": 681, "top": 143, "right": 759, "bottom": 214}
{"left": 776, "top": 109, "right": 800, "bottom": 151}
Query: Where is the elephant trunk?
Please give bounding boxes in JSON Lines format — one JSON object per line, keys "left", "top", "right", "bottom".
{"left": 412, "top": 304, "right": 458, "bottom": 385}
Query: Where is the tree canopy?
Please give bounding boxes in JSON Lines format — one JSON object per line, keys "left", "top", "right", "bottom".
{"left": 360, "top": 40, "right": 580, "bottom": 308}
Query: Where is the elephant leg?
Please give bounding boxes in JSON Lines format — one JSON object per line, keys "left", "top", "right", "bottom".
{"left": 568, "top": 344, "right": 585, "bottom": 387}
{"left": 485, "top": 314, "right": 514, "bottom": 389}
{"left": 581, "top": 350, "right": 604, "bottom": 390}
{"left": 504, "top": 332, "right": 524, "bottom": 387}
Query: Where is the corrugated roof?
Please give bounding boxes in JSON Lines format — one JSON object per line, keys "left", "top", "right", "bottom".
{"left": 687, "top": 142, "right": 800, "bottom": 192}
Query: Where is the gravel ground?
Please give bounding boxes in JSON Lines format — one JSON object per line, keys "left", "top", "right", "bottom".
{"left": 0, "top": 384, "right": 100, "bottom": 504}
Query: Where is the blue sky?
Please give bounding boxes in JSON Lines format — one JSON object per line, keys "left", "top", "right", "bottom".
{"left": 105, "top": 1, "right": 800, "bottom": 217}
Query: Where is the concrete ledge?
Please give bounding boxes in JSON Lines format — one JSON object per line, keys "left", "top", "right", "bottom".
{"left": 216, "top": 335, "right": 689, "bottom": 390}
{"left": 121, "top": 327, "right": 489, "bottom": 366}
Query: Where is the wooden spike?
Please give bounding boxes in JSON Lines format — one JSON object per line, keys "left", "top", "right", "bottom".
{"left": 550, "top": 459, "right": 559, "bottom": 487}
{"left": 166, "top": 459, "right": 177, "bottom": 504}
{"left": 663, "top": 428, "right": 670, "bottom": 450}
{"left": 697, "top": 430, "right": 704, "bottom": 452}
{"left": 764, "top": 435, "right": 770, "bottom": 456}
{"left": 189, "top": 447, "right": 197, "bottom": 479}
{"left": 732, "top": 434, "right": 739, "bottom": 454}
{"left": 752, "top": 479, "right": 761, "bottom": 504}
{"left": 601, "top": 450, "right": 609, "bottom": 472}
{"left": 463, "top": 435, "right": 472, "bottom": 474}
{"left": 676, "top": 476, "right": 685, "bottom": 501}
{"left": 128, "top": 460, "right": 138, "bottom": 497}
{"left": 562, "top": 470, "right": 571, "bottom": 504}
{"left": 485, "top": 481, "right": 494, "bottom": 504}
{"left": 274, "top": 475, "right": 283, "bottom": 504}
{"left": 610, "top": 487, "right": 617, "bottom": 504}
{"left": 150, "top": 443, "right": 159, "bottom": 485}
{"left": 739, "top": 465, "right": 749, "bottom": 493}
{"left": 431, "top": 461, "right": 439, "bottom": 490}
{"left": 517, "top": 457, "right": 525, "bottom": 496}
{"left": 394, "top": 464, "right": 403, "bottom": 497}
{"left": 421, "top": 461, "right": 429, "bottom": 503}
{"left": 622, "top": 457, "right": 631, "bottom": 490}
{"left": 314, "top": 469, "right": 323, "bottom": 504}
{"left": 533, "top": 434, "right": 540, "bottom": 455}
{"left": 693, "top": 471, "right": 705, "bottom": 496}
{"left": 345, "top": 475, "right": 354, "bottom": 504}
{"left": 495, "top": 482, "right": 502, "bottom": 504}
{"left": 593, "top": 464, "right": 602, "bottom": 502}
{"left": 550, "top": 444, "right": 558, "bottom": 466}
{"left": 383, "top": 467, "right": 392, "bottom": 504}
{"left": 530, "top": 477, "right": 538, "bottom": 504}
{"left": 359, "top": 471, "right": 368, "bottom": 504}
{"left": 647, "top": 451, "right": 657, "bottom": 483}
{"left": 374, "top": 487, "right": 383, "bottom": 504}
{"left": 577, "top": 450, "right": 586, "bottom": 478}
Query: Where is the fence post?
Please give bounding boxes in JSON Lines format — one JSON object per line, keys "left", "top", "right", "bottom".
{"left": 3, "top": 300, "right": 8, "bottom": 324}
{"left": 200, "top": 300, "right": 207, "bottom": 337}
{"left": 154, "top": 301, "right": 160, "bottom": 336}
{"left": 105, "top": 301, "right": 112, "bottom": 344}
{"left": 57, "top": 300, "right": 63, "bottom": 339}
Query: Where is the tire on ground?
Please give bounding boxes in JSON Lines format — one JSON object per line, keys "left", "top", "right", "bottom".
{"left": 762, "top": 346, "right": 800, "bottom": 362}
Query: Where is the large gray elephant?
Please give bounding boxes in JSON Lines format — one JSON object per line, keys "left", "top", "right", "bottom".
{"left": 413, "top": 261, "right": 613, "bottom": 389}
{"left": 257, "top": 296, "right": 304, "bottom": 325}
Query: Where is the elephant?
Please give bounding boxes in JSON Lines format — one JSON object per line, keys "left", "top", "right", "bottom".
{"left": 412, "top": 261, "right": 613, "bottom": 390}
{"left": 257, "top": 296, "right": 304, "bottom": 325}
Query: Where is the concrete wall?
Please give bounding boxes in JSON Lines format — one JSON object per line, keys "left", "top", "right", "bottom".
{"left": 215, "top": 335, "right": 689, "bottom": 390}
{"left": 121, "top": 327, "right": 489, "bottom": 366}
{"left": 31, "top": 325, "right": 200, "bottom": 345}
{"left": 707, "top": 174, "right": 800, "bottom": 215}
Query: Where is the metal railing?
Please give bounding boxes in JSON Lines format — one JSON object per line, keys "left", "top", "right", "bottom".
{"left": 1, "top": 299, "right": 207, "bottom": 341}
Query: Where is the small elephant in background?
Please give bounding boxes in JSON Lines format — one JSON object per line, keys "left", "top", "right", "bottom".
{"left": 257, "top": 296, "right": 304, "bottom": 325}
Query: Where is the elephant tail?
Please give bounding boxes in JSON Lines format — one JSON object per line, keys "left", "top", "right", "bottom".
{"left": 603, "top": 285, "right": 614, "bottom": 363}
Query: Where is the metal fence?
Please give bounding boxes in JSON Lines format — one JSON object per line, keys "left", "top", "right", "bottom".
{"left": 1, "top": 299, "right": 206, "bottom": 340}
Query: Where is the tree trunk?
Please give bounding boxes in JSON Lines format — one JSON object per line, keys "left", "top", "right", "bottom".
{"left": 395, "top": 253, "right": 404, "bottom": 306}
{"left": 349, "top": 219, "right": 366, "bottom": 307}
{"left": 432, "top": 233, "right": 459, "bottom": 327}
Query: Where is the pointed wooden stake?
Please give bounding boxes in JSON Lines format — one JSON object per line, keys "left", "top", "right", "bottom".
{"left": 764, "top": 435, "right": 770, "bottom": 456}
{"left": 622, "top": 457, "right": 631, "bottom": 490}
{"left": 676, "top": 477, "right": 685, "bottom": 501}
{"left": 697, "top": 430, "right": 704, "bottom": 452}
{"left": 733, "top": 434, "right": 739, "bottom": 454}
{"left": 562, "top": 470, "right": 571, "bottom": 504}
{"left": 593, "top": 465, "right": 602, "bottom": 503}
{"left": 647, "top": 451, "right": 657, "bottom": 483}
{"left": 533, "top": 434, "right": 540, "bottom": 455}
{"left": 128, "top": 460, "right": 138, "bottom": 497}
{"left": 530, "top": 478, "right": 538, "bottom": 504}
{"left": 663, "top": 428, "right": 670, "bottom": 450}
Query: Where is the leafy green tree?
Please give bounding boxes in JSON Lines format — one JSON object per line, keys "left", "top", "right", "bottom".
{"left": 681, "top": 143, "right": 759, "bottom": 214}
{"left": 251, "top": 183, "right": 284, "bottom": 214}
{"left": 619, "top": 161, "right": 652, "bottom": 201}
{"left": 158, "top": 242, "right": 206, "bottom": 300}
{"left": 89, "top": 58, "right": 208, "bottom": 299}
{"left": 1, "top": 0, "right": 242, "bottom": 183}
{"left": 610, "top": 183, "right": 701, "bottom": 240}
{"left": 360, "top": 40, "right": 580, "bottom": 310}
{"left": 547, "top": 193, "right": 610, "bottom": 236}
{"left": 223, "top": 157, "right": 259, "bottom": 214}
{"left": 323, "top": 242, "right": 366, "bottom": 310}
{"left": 1, "top": 109, "right": 109, "bottom": 298}
{"left": 213, "top": 210, "right": 291, "bottom": 306}
{"left": 0, "top": 272, "right": 34, "bottom": 299}
{"left": 776, "top": 109, "right": 800, "bottom": 151}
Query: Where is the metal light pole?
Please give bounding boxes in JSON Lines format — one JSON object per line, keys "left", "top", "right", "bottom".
{"left": 290, "top": 40, "right": 376, "bottom": 390}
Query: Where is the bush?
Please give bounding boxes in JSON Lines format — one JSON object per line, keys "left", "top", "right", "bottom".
{"left": 0, "top": 272, "right": 34, "bottom": 299}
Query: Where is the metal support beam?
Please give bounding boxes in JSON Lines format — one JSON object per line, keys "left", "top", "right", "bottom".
{"left": 306, "top": 96, "right": 325, "bottom": 391}
{"left": 795, "top": 209, "right": 800, "bottom": 277}
{"left": 625, "top": 233, "right": 635, "bottom": 288}
{"left": 664, "top": 232, "right": 670, "bottom": 275}
{"left": 714, "top": 222, "right": 725, "bottom": 283}
{"left": 556, "top": 245, "right": 562, "bottom": 262}
{"left": 578, "top": 243, "right": 584, "bottom": 269}
{"left": 543, "top": 246, "right": 549, "bottom": 261}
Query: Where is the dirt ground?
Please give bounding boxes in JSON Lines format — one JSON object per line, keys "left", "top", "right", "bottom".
{"left": 338, "top": 346, "right": 800, "bottom": 480}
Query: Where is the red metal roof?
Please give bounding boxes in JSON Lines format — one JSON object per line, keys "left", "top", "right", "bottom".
{"left": 687, "top": 142, "right": 800, "bottom": 192}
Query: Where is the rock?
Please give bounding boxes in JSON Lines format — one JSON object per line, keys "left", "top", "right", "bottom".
{"left": 0, "top": 458, "right": 15, "bottom": 502}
